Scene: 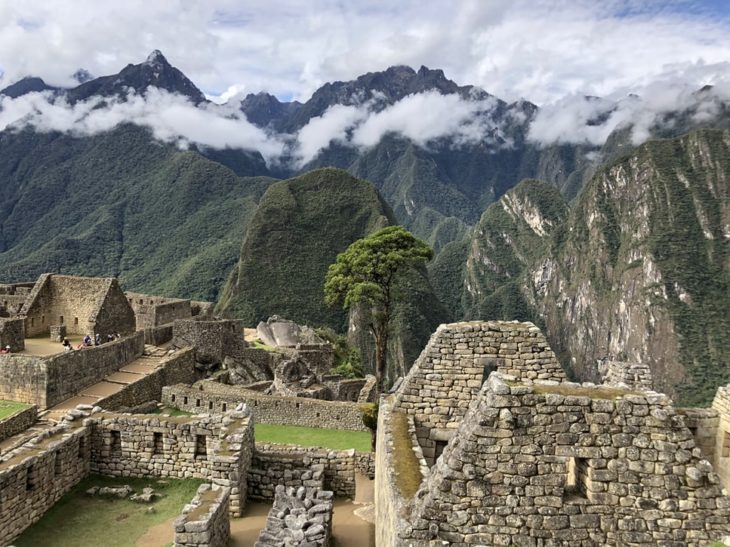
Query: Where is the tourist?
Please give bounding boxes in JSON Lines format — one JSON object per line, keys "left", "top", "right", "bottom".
{"left": 95, "top": 333, "right": 101, "bottom": 346}
{"left": 107, "top": 334, "right": 114, "bottom": 343}
{"left": 62, "top": 338, "right": 72, "bottom": 352}
{"left": 0, "top": 346, "right": 8, "bottom": 354}
{"left": 83, "top": 334, "right": 92, "bottom": 346}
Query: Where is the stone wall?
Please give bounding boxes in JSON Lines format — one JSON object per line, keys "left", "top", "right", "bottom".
{"left": 393, "top": 373, "right": 730, "bottom": 546}
{"left": 255, "top": 485, "right": 333, "bottom": 546}
{"left": 45, "top": 331, "right": 145, "bottom": 407}
{"left": 162, "top": 382, "right": 368, "bottom": 432}
{"left": 0, "top": 318, "right": 24, "bottom": 352}
{"left": 126, "top": 292, "right": 192, "bottom": 330}
{"left": 354, "top": 451, "right": 375, "bottom": 479}
{"left": 173, "top": 319, "right": 246, "bottom": 367}
{"left": 394, "top": 320, "right": 566, "bottom": 463}
{"left": 712, "top": 385, "right": 730, "bottom": 489}
{"left": 0, "top": 422, "right": 91, "bottom": 546}
{"left": 173, "top": 484, "right": 230, "bottom": 547}
{"left": 677, "top": 407, "right": 720, "bottom": 465}
{"left": 600, "top": 359, "right": 654, "bottom": 390}
{"left": 23, "top": 274, "right": 135, "bottom": 337}
{"left": 249, "top": 444, "right": 356, "bottom": 499}
{"left": 90, "top": 408, "right": 254, "bottom": 516}
{"left": 0, "top": 354, "right": 46, "bottom": 405}
{"left": 0, "top": 404, "right": 36, "bottom": 443}
{"left": 95, "top": 348, "right": 198, "bottom": 411}
{"left": 143, "top": 324, "right": 174, "bottom": 345}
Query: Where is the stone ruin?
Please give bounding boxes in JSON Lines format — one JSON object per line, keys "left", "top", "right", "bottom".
{"left": 375, "top": 320, "right": 730, "bottom": 546}
{"left": 599, "top": 358, "right": 654, "bottom": 391}
{"left": 255, "top": 484, "right": 334, "bottom": 546}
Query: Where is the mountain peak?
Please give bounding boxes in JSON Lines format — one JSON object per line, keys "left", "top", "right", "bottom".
{"left": 145, "top": 49, "right": 169, "bottom": 67}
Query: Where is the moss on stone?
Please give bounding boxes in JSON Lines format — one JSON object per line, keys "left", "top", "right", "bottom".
{"left": 390, "top": 411, "right": 424, "bottom": 500}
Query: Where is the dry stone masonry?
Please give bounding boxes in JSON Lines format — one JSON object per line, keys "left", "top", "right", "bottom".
{"left": 173, "top": 484, "right": 231, "bottom": 547}
{"left": 255, "top": 484, "right": 334, "bottom": 547}
{"left": 599, "top": 359, "right": 654, "bottom": 390}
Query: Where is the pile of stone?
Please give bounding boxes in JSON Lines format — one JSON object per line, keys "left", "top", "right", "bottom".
{"left": 255, "top": 485, "right": 333, "bottom": 546}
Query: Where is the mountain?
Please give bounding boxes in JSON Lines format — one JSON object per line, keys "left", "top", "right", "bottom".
{"left": 0, "top": 76, "right": 58, "bottom": 98}
{"left": 216, "top": 167, "right": 448, "bottom": 378}
{"left": 461, "top": 129, "right": 729, "bottom": 405}
{"left": 0, "top": 124, "right": 273, "bottom": 301}
{"left": 64, "top": 50, "right": 206, "bottom": 104}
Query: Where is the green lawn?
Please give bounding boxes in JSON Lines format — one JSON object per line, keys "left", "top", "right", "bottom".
{"left": 255, "top": 423, "right": 371, "bottom": 452}
{"left": 14, "top": 475, "right": 203, "bottom": 547}
{"left": 0, "top": 400, "right": 30, "bottom": 420}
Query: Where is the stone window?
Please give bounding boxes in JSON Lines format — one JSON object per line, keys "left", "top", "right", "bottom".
{"left": 78, "top": 437, "right": 85, "bottom": 459}
{"left": 110, "top": 430, "right": 121, "bottom": 456}
{"left": 208, "top": 401, "right": 213, "bottom": 410}
{"left": 183, "top": 396, "right": 188, "bottom": 405}
{"left": 54, "top": 451, "right": 62, "bottom": 477}
{"left": 74, "top": 317, "right": 79, "bottom": 326}
{"left": 42, "top": 314, "right": 46, "bottom": 324}
{"left": 195, "top": 435, "right": 207, "bottom": 459}
{"left": 481, "top": 359, "right": 499, "bottom": 385}
{"left": 296, "top": 402, "right": 300, "bottom": 409}
{"left": 196, "top": 399, "right": 201, "bottom": 407}
{"left": 565, "top": 457, "right": 589, "bottom": 500}
{"left": 59, "top": 315, "right": 64, "bottom": 324}
{"left": 435, "top": 440, "right": 448, "bottom": 460}
{"left": 30, "top": 317, "right": 34, "bottom": 327}
{"left": 153, "top": 432, "right": 163, "bottom": 455}
{"left": 222, "top": 403, "right": 227, "bottom": 412}
{"left": 722, "top": 431, "right": 730, "bottom": 458}
{"left": 26, "top": 465, "right": 36, "bottom": 491}
{"left": 171, "top": 394, "right": 176, "bottom": 403}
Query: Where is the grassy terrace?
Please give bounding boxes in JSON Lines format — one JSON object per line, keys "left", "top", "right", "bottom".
{"left": 255, "top": 423, "right": 371, "bottom": 452}
{"left": 14, "top": 475, "right": 202, "bottom": 547}
{"left": 0, "top": 400, "right": 30, "bottom": 420}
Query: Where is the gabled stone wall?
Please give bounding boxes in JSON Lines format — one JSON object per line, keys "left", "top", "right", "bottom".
{"left": 394, "top": 320, "right": 566, "bottom": 463}
{"left": 712, "top": 385, "right": 730, "bottom": 489}
{"left": 396, "top": 373, "right": 730, "bottom": 546}
{"left": 174, "top": 484, "right": 230, "bottom": 547}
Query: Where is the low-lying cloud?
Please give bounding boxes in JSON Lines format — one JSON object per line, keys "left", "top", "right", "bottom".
{"left": 0, "top": 88, "right": 287, "bottom": 161}
{"left": 293, "top": 91, "right": 511, "bottom": 165}
{"left": 528, "top": 64, "right": 730, "bottom": 147}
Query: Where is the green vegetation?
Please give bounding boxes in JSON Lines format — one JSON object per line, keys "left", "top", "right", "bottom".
{"left": 316, "top": 327, "right": 363, "bottom": 378}
{"left": 325, "top": 226, "right": 433, "bottom": 395}
{"left": 390, "top": 411, "right": 423, "bottom": 499}
{"left": 0, "top": 400, "right": 30, "bottom": 420}
{"left": 14, "top": 475, "right": 203, "bottom": 547}
{"left": 255, "top": 423, "right": 371, "bottom": 452}
{"left": 0, "top": 124, "right": 273, "bottom": 301}
{"left": 217, "top": 168, "right": 392, "bottom": 329}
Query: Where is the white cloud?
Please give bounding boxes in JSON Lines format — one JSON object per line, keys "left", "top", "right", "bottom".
{"left": 0, "top": 89, "right": 286, "bottom": 162}
{"left": 1, "top": 1, "right": 729, "bottom": 106}
{"left": 528, "top": 64, "right": 730, "bottom": 147}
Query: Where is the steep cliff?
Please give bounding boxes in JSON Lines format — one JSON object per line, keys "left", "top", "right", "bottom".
{"left": 536, "top": 129, "right": 729, "bottom": 404}
{"left": 463, "top": 179, "right": 568, "bottom": 322}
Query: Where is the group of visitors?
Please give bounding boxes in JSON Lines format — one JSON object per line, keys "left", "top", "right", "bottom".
{"left": 62, "top": 332, "right": 121, "bottom": 351}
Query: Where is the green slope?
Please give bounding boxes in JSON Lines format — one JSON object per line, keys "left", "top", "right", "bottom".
{"left": 0, "top": 125, "right": 273, "bottom": 300}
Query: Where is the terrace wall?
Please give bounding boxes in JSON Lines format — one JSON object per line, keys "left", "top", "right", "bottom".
{"left": 0, "top": 405, "right": 37, "bottom": 443}
{"left": 162, "top": 382, "right": 367, "bottom": 432}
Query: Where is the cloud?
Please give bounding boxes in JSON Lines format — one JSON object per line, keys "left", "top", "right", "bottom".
{"left": 527, "top": 63, "right": 730, "bottom": 147}
{"left": 1, "top": 1, "right": 729, "bottom": 106}
{"left": 0, "top": 89, "right": 287, "bottom": 162}
{"left": 293, "top": 91, "right": 508, "bottom": 165}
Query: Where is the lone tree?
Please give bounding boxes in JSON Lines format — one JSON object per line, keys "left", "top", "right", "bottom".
{"left": 324, "top": 226, "right": 433, "bottom": 396}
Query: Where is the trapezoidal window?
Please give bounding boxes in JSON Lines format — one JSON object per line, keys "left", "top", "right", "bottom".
{"left": 195, "top": 435, "right": 207, "bottom": 459}
{"left": 481, "top": 359, "right": 499, "bottom": 385}
{"left": 59, "top": 315, "right": 64, "bottom": 324}
{"left": 564, "top": 457, "right": 589, "bottom": 501}
{"left": 153, "top": 432, "right": 163, "bottom": 455}
{"left": 110, "top": 430, "right": 121, "bottom": 456}
{"left": 434, "top": 440, "right": 448, "bottom": 461}
{"left": 722, "top": 431, "right": 730, "bottom": 458}
{"left": 74, "top": 317, "right": 79, "bottom": 326}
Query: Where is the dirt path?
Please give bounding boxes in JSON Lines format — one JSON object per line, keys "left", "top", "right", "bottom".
{"left": 229, "top": 502, "right": 271, "bottom": 546}
{"left": 135, "top": 516, "right": 176, "bottom": 547}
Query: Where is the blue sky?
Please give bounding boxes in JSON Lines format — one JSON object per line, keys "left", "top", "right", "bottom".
{"left": 1, "top": 1, "right": 729, "bottom": 105}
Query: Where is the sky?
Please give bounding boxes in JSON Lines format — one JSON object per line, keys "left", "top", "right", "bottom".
{"left": 1, "top": 0, "right": 730, "bottom": 106}
{"left": 1, "top": 1, "right": 730, "bottom": 163}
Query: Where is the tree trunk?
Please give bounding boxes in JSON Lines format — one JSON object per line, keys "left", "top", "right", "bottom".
{"left": 374, "top": 326, "right": 387, "bottom": 398}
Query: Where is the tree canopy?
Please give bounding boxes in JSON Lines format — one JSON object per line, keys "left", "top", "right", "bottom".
{"left": 324, "top": 225, "right": 433, "bottom": 394}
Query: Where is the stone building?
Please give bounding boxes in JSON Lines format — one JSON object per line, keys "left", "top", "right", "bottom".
{"left": 375, "top": 320, "right": 730, "bottom": 546}
{"left": 21, "top": 273, "right": 135, "bottom": 337}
